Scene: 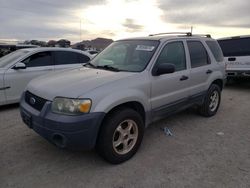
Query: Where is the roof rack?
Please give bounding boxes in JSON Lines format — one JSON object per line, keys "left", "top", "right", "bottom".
{"left": 148, "top": 32, "right": 211, "bottom": 38}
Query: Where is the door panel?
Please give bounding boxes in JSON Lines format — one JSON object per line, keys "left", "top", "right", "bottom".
{"left": 0, "top": 73, "right": 6, "bottom": 105}
{"left": 4, "top": 51, "right": 54, "bottom": 103}
{"left": 4, "top": 66, "right": 54, "bottom": 103}
{"left": 151, "top": 70, "right": 190, "bottom": 110}
{"left": 188, "top": 64, "right": 213, "bottom": 95}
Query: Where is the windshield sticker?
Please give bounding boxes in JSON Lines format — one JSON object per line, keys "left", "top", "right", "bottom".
{"left": 136, "top": 45, "right": 155, "bottom": 51}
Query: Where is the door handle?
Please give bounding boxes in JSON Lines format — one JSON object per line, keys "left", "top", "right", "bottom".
{"left": 0, "top": 86, "right": 11, "bottom": 90}
{"left": 206, "top": 69, "right": 213, "bottom": 74}
{"left": 180, "top": 75, "right": 189, "bottom": 81}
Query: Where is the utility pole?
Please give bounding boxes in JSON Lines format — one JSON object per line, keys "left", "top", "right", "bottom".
{"left": 80, "top": 19, "right": 82, "bottom": 41}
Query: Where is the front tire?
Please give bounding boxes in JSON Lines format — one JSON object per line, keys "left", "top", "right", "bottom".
{"left": 199, "top": 84, "right": 221, "bottom": 117}
{"left": 96, "top": 108, "right": 144, "bottom": 164}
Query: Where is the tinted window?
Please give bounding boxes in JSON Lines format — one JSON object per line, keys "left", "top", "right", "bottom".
{"left": 155, "top": 42, "right": 186, "bottom": 71}
{"left": 206, "top": 41, "right": 224, "bottom": 62}
{"left": 187, "top": 41, "right": 209, "bottom": 68}
{"left": 23, "top": 51, "right": 52, "bottom": 67}
{"left": 218, "top": 37, "right": 250, "bottom": 56}
{"left": 78, "top": 54, "right": 90, "bottom": 63}
{"left": 54, "top": 51, "right": 79, "bottom": 65}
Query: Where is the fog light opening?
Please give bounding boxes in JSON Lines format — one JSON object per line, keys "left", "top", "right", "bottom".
{"left": 52, "top": 134, "right": 66, "bottom": 148}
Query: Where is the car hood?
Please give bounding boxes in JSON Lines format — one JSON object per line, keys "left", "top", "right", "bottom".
{"left": 27, "top": 67, "right": 134, "bottom": 101}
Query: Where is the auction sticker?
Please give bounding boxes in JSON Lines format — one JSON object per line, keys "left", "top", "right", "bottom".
{"left": 136, "top": 45, "right": 155, "bottom": 51}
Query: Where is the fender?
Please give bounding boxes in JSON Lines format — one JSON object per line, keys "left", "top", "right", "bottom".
{"left": 92, "top": 89, "right": 152, "bottom": 126}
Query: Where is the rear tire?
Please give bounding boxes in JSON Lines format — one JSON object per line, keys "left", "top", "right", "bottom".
{"left": 96, "top": 108, "right": 144, "bottom": 164}
{"left": 199, "top": 84, "right": 221, "bottom": 117}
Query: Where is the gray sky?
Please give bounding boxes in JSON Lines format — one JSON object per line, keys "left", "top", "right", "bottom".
{"left": 0, "top": 0, "right": 249, "bottom": 42}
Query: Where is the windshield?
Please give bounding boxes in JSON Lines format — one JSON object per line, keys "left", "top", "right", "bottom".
{"left": 90, "top": 40, "right": 159, "bottom": 72}
{"left": 0, "top": 50, "right": 29, "bottom": 68}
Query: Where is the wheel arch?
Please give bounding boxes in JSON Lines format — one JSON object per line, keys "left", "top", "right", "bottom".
{"left": 102, "top": 101, "right": 146, "bottom": 125}
{"left": 211, "top": 79, "right": 224, "bottom": 90}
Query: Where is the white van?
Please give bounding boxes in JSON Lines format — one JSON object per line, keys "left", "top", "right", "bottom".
{"left": 218, "top": 36, "right": 250, "bottom": 78}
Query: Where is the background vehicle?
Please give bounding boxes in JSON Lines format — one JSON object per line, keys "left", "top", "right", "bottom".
{"left": 20, "top": 33, "right": 225, "bottom": 164}
{"left": 0, "top": 47, "right": 91, "bottom": 105}
{"left": 218, "top": 36, "right": 250, "bottom": 79}
{"left": 0, "top": 44, "right": 38, "bottom": 58}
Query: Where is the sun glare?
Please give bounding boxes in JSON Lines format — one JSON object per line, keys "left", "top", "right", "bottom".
{"left": 75, "top": 0, "right": 171, "bottom": 39}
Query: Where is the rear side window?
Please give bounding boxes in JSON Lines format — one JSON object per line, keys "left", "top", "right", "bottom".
{"left": 218, "top": 37, "right": 250, "bottom": 57}
{"left": 206, "top": 41, "right": 224, "bottom": 62}
{"left": 187, "top": 41, "right": 210, "bottom": 68}
{"left": 23, "top": 51, "right": 52, "bottom": 67}
{"left": 78, "top": 54, "right": 90, "bottom": 63}
{"left": 54, "top": 51, "right": 79, "bottom": 65}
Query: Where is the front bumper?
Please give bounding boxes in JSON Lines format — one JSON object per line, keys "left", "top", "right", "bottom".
{"left": 20, "top": 93, "right": 105, "bottom": 150}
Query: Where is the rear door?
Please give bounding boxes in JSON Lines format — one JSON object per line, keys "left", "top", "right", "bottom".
{"left": 186, "top": 40, "right": 213, "bottom": 95}
{"left": 53, "top": 51, "right": 90, "bottom": 71}
{"left": 4, "top": 51, "right": 54, "bottom": 103}
{"left": 0, "top": 70, "right": 6, "bottom": 105}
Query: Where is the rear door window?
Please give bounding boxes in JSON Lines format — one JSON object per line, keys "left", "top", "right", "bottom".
{"left": 206, "top": 41, "right": 224, "bottom": 62}
{"left": 187, "top": 41, "right": 210, "bottom": 68}
{"left": 78, "top": 54, "right": 90, "bottom": 63}
{"left": 218, "top": 37, "right": 250, "bottom": 57}
{"left": 54, "top": 51, "right": 79, "bottom": 65}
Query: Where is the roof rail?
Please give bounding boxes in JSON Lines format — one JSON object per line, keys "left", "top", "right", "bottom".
{"left": 149, "top": 32, "right": 192, "bottom": 37}
{"left": 191, "top": 34, "right": 211, "bottom": 38}
{"left": 148, "top": 32, "right": 211, "bottom": 38}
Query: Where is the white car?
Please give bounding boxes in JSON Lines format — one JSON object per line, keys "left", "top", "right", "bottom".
{"left": 0, "top": 47, "right": 91, "bottom": 105}
{"left": 218, "top": 36, "right": 250, "bottom": 78}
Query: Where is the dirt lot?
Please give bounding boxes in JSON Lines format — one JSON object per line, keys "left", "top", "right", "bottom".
{"left": 0, "top": 81, "right": 250, "bottom": 188}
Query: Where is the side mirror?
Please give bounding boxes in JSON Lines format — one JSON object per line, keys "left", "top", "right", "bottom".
{"left": 13, "top": 62, "right": 26, "bottom": 70}
{"left": 153, "top": 63, "right": 175, "bottom": 76}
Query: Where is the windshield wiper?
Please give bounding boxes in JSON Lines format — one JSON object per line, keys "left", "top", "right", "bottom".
{"left": 96, "top": 65, "right": 120, "bottom": 72}
{"left": 83, "top": 62, "right": 96, "bottom": 68}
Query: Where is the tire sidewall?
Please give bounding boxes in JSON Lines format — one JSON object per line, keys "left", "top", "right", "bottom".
{"left": 205, "top": 84, "right": 221, "bottom": 116}
{"left": 97, "top": 108, "right": 144, "bottom": 164}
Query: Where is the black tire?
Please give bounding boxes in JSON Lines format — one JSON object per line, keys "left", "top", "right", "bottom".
{"left": 199, "top": 84, "right": 221, "bottom": 117}
{"left": 96, "top": 108, "right": 144, "bottom": 164}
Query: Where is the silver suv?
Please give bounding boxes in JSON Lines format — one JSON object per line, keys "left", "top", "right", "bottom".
{"left": 20, "top": 33, "right": 226, "bottom": 164}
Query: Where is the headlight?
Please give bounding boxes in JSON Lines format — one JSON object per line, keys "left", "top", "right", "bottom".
{"left": 52, "top": 97, "right": 91, "bottom": 115}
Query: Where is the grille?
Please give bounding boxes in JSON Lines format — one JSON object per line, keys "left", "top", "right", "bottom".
{"left": 25, "top": 91, "right": 47, "bottom": 111}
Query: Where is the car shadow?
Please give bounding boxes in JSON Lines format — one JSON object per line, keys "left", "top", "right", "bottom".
{"left": 0, "top": 103, "right": 19, "bottom": 112}
{"left": 225, "top": 78, "right": 250, "bottom": 90}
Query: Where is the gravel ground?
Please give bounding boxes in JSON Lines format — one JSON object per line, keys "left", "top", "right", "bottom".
{"left": 0, "top": 81, "right": 250, "bottom": 188}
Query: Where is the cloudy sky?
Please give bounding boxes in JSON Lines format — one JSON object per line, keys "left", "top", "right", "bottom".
{"left": 0, "top": 0, "right": 249, "bottom": 43}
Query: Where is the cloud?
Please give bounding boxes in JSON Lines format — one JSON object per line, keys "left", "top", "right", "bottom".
{"left": 0, "top": 0, "right": 105, "bottom": 41}
{"left": 158, "top": 0, "right": 250, "bottom": 28}
{"left": 123, "top": 18, "right": 144, "bottom": 32}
